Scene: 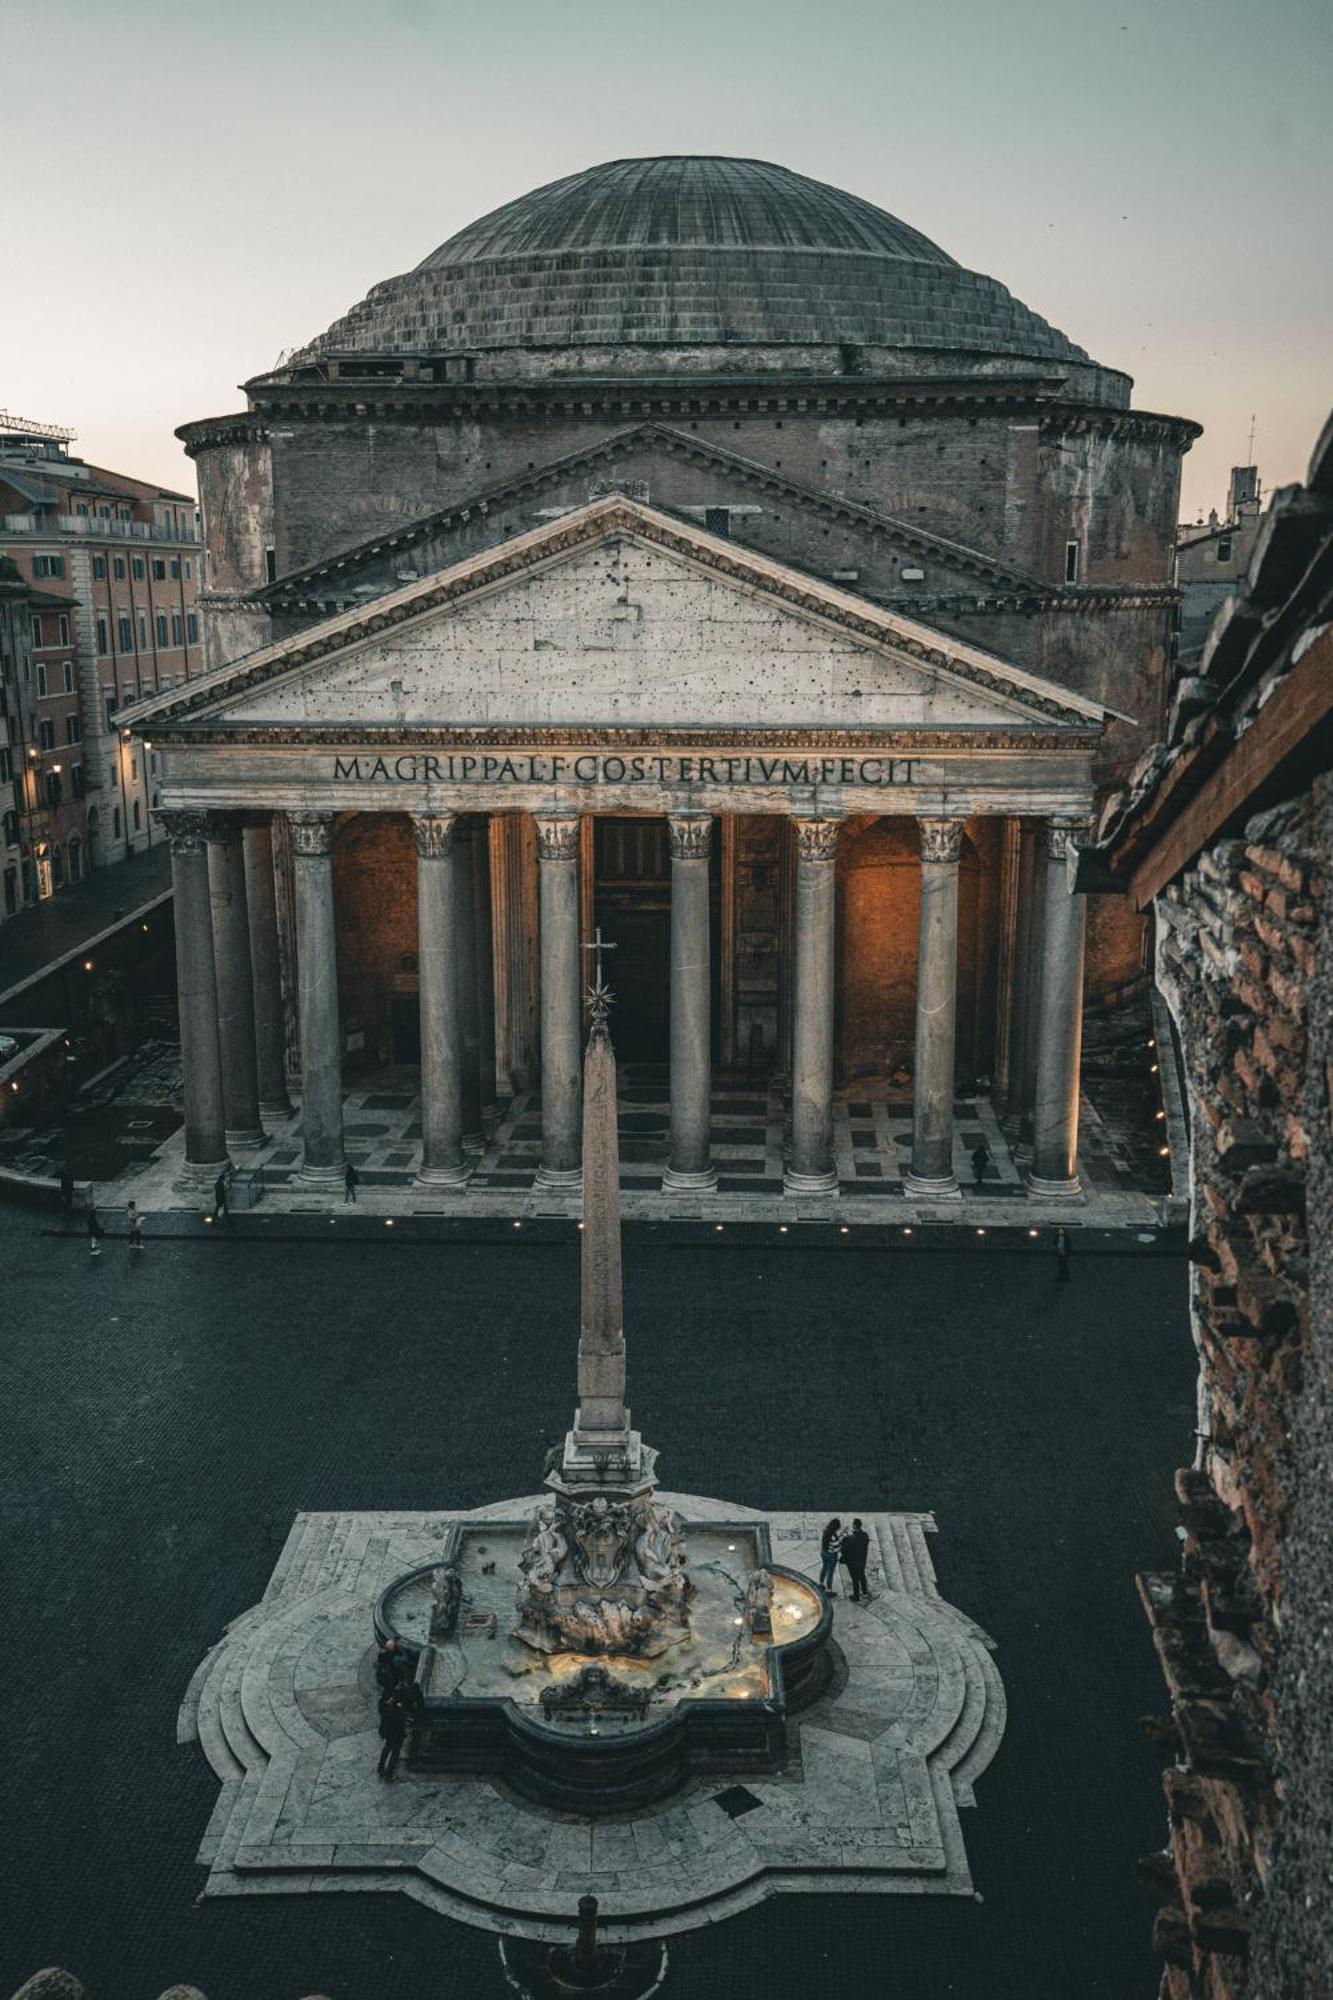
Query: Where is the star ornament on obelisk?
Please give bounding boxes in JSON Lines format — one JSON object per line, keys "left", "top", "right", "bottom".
{"left": 557, "top": 927, "right": 655, "bottom": 1486}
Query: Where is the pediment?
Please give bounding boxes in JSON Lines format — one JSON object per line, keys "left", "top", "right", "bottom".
{"left": 126, "top": 499, "right": 1111, "bottom": 738}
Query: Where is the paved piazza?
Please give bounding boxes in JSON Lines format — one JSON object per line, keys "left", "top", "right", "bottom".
{"left": 1, "top": 1208, "right": 1194, "bottom": 1998}
{"left": 183, "top": 1500, "right": 1003, "bottom": 1935}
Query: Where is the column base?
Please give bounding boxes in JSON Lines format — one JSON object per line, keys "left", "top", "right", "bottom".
{"left": 534, "top": 1164, "right": 583, "bottom": 1193}
{"left": 463, "top": 1130, "right": 487, "bottom": 1153}
{"left": 662, "top": 1164, "right": 718, "bottom": 1193}
{"left": 1025, "top": 1170, "right": 1084, "bottom": 1201}
{"left": 783, "top": 1166, "right": 839, "bottom": 1198}
{"left": 416, "top": 1160, "right": 475, "bottom": 1190}
{"left": 292, "top": 1162, "right": 345, "bottom": 1193}
{"left": 225, "top": 1126, "right": 267, "bottom": 1151}
{"left": 175, "top": 1156, "right": 231, "bottom": 1197}
{"left": 260, "top": 1096, "right": 294, "bottom": 1122}
{"left": 902, "top": 1170, "right": 962, "bottom": 1201}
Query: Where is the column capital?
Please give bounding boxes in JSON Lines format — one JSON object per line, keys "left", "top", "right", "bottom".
{"left": 412, "top": 812, "right": 459, "bottom": 859}
{"left": 288, "top": 811, "right": 335, "bottom": 858}
{"left": 535, "top": 813, "right": 580, "bottom": 862}
{"left": 918, "top": 818, "right": 966, "bottom": 865}
{"left": 792, "top": 816, "right": 841, "bottom": 865}
{"left": 205, "top": 809, "right": 245, "bottom": 844}
{"left": 1042, "top": 818, "right": 1092, "bottom": 862}
{"left": 667, "top": 812, "right": 713, "bottom": 862}
{"left": 157, "top": 808, "right": 210, "bottom": 855}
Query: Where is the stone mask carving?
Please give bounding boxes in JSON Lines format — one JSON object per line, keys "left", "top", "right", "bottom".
{"left": 570, "top": 1496, "right": 634, "bottom": 1589}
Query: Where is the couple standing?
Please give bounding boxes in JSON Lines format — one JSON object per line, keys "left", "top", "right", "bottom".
{"left": 818, "top": 1517, "right": 872, "bottom": 1602}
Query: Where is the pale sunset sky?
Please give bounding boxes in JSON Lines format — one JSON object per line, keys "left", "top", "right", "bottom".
{"left": 4, "top": 0, "right": 1329, "bottom": 518}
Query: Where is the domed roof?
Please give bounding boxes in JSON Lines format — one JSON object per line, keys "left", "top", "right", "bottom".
{"left": 288, "top": 156, "right": 1093, "bottom": 375}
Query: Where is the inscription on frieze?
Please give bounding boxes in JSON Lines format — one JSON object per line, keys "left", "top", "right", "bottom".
{"left": 330, "top": 750, "right": 928, "bottom": 789}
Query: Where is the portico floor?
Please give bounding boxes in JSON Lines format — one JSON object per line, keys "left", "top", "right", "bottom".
{"left": 109, "top": 1061, "right": 1176, "bottom": 1230}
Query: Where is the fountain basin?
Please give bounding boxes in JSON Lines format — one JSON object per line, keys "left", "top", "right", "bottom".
{"left": 374, "top": 1519, "right": 833, "bottom": 1812}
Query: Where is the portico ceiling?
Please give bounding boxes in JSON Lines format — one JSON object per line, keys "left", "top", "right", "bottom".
{"left": 124, "top": 496, "right": 1117, "bottom": 744}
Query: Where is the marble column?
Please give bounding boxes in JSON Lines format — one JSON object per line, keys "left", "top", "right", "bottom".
{"left": 664, "top": 812, "right": 716, "bottom": 1192}
{"left": 206, "top": 813, "right": 265, "bottom": 1149}
{"left": 455, "top": 821, "right": 484, "bottom": 1148}
{"left": 1027, "top": 820, "right": 1089, "bottom": 1199}
{"left": 289, "top": 811, "right": 344, "bottom": 1188}
{"left": 414, "top": 813, "right": 470, "bottom": 1188}
{"left": 162, "top": 809, "right": 230, "bottom": 1190}
{"left": 905, "top": 818, "right": 964, "bottom": 1199}
{"left": 784, "top": 817, "right": 841, "bottom": 1197}
{"left": 535, "top": 813, "right": 582, "bottom": 1190}
{"left": 242, "top": 816, "right": 292, "bottom": 1119}
{"left": 472, "top": 815, "right": 499, "bottom": 1115}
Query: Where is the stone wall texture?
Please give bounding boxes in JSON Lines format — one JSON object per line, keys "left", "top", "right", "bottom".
{"left": 1145, "top": 785, "right": 1331, "bottom": 1997}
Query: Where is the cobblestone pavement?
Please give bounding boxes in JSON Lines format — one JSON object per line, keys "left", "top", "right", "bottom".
{"left": 0, "top": 1207, "right": 1194, "bottom": 2000}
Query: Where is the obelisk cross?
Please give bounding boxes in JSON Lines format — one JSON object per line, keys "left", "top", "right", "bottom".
{"left": 583, "top": 926, "right": 617, "bottom": 1026}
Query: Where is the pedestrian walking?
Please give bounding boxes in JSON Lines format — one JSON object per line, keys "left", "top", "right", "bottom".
{"left": 1055, "top": 1226, "right": 1072, "bottom": 1284}
{"left": 59, "top": 1167, "right": 75, "bottom": 1212}
{"left": 213, "top": 1167, "right": 230, "bottom": 1222}
{"left": 971, "top": 1142, "right": 989, "bottom": 1188}
{"left": 377, "top": 1690, "right": 408, "bottom": 1779}
{"left": 818, "top": 1518, "right": 843, "bottom": 1593}
{"left": 127, "top": 1200, "right": 145, "bottom": 1256}
{"left": 344, "top": 1160, "right": 359, "bottom": 1204}
{"left": 840, "top": 1518, "right": 872, "bottom": 1603}
{"left": 86, "top": 1199, "right": 103, "bottom": 1259}
{"left": 375, "top": 1636, "right": 410, "bottom": 1693}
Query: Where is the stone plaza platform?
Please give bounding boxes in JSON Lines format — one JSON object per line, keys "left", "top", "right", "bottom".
{"left": 180, "top": 1496, "right": 1006, "bottom": 1943}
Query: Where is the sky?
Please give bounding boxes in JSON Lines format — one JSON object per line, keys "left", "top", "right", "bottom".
{"left": 4, "top": 0, "right": 1329, "bottom": 520}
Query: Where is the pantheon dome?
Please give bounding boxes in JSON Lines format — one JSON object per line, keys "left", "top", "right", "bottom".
{"left": 286, "top": 155, "right": 1099, "bottom": 384}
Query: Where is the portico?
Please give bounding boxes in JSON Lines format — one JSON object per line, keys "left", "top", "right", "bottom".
{"left": 128, "top": 497, "right": 1110, "bottom": 1207}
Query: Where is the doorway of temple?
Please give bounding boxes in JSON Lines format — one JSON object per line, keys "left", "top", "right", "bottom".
{"left": 592, "top": 817, "right": 671, "bottom": 1062}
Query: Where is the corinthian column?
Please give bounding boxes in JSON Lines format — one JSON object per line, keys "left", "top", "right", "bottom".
{"left": 243, "top": 816, "right": 292, "bottom": 1119}
{"left": 535, "top": 813, "right": 582, "bottom": 1190}
{"left": 161, "top": 809, "right": 230, "bottom": 1190}
{"left": 207, "top": 813, "right": 265, "bottom": 1149}
{"left": 784, "top": 817, "right": 841, "bottom": 1197}
{"left": 1027, "top": 820, "right": 1089, "bottom": 1199}
{"left": 905, "top": 818, "right": 965, "bottom": 1199}
{"left": 288, "top": 812, "right": 344, "bottom": 1189}
{"left": 414, "top": 813, "right": 470, "bottom": 1187}
{"left": 664, "top": 812, "right": 716, "bottom": 1192}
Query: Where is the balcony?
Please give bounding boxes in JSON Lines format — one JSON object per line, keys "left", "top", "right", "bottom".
{"left": 1, "top": 512, "right": 200, "bottom": 545}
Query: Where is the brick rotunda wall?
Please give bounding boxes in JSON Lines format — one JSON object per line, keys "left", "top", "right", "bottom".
{"left": 1144, "top": 782, "right": 1332, "bottom": 1997}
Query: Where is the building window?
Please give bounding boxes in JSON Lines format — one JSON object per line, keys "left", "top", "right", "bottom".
{"left": 132, "top": 799, "right": 141, "bottom": 832}
{"left": 96, "top": 615, "right": 109, "bottom": 655}
{"left": 132, "top": 556, "right": 145, "bottom": 580}
{"left": 38, "top": 718, "right": 55, "bottom": 750}
{"left": 36, "top": 664, "right": 47, "bottom": 697}
{"left": 31, "top": 616, "right": 42, "bottom": 648}
{"left": 152, "top": 558, "right": 166, "bottom": 582}
{"left": 138, "top": 612, "right": 148, "bottom": 650}
{"left": 121, "top": 684, "right": 135, "bottom": 710}
{"left": 170, "top": 612, "right": 183, "bottom": 646}
{"left": 155, "top": 612, "right": 168, "bottom": 646}
{"left": 32, "top": 554, "right": 66, "bottom": 579}
{"left": 186, "top": 611, "right": 199, "bottom": 644}
{"left": 264, "top": 546, "right": 277, "bottom": 583}
{"left": 65, "top": 713, "right": 81, "bottom": 744}
{"left": 1217, "top": 537, "right": 1233, "bottom": 562}
{"left": 68, "top": 835, "right": 83, "bottom": 883}
{"left": 58, "top": 614, "right": 70, "bottom": 646}
{"left": 71, "top": 763, "right": 85, "bottom": 798}
{"left": 45, "top": 770, "right": 62, "bottom": 810}
{"left": 1065, "top": 540, "right": 1080, "bottom": 583}
{"left": 113, "top": 555, "right": 126, "bottom": 580}
{"left": 113, "top": 806, "right": 121, "bottom": 839}
{"left": 704, "top": 508, "right": 731, "bottom": 537}
{"left": 169, "top": 557, "right": 181, "bottom": 580}
{"left": 104, "top": 692, "right": 116, "bottom": 729}
{"left": 3, "top": 865, "right": 15, "bottom": 913}
{"left": 118, "top": 613, "right": 133, "bottom": 652}
{"left": 62, "top": 660, "right": 73, "bottom": 692}
{"left": 93, "top": 554, "right": 107, "bottom": 579}
{"left": 185, "top": 560, "right": 193, "bottom": 580}
{"left": 0, "top": 748, "right": 10, "bottom": 783}
{"left": 75, "top": 503, "right": 89, "bottom": 518}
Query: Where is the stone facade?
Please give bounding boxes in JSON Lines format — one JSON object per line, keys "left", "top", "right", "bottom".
{"left": 1088, "top": 410, "right": 1333, "bottom": 1997}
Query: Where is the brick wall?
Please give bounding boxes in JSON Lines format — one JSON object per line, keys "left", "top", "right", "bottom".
{"left": 1143, "top": 784, "right": 1330, "bottom": 1995}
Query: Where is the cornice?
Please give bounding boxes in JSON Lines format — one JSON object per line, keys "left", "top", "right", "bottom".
{"left": 176, "top": 414, "right": 271, "bottom": 457}
{"left": 141, "top": 722, "right": 1100, "bottom": 752}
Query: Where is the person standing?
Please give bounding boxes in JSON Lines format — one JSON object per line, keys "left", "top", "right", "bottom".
{"left": 377, "top": 1690, "right": 408, "bottom": 1780}
{"left": 127, "top": 1200, "right": 145, "bottom": 1256}
{"left": 818, "top": 1518, "right": 843, "bottom": 1592}
{"left": 213, "top": 1167, "right": 230, "bottom": 1222}
{"left": 344, "top": 1160, "right": 359, "bottom": 1204}
{"left": 86, "top": 1198, "right": 103, "bottom": 1259}
{"left": 1055, "top": 1226, "right": 1072, "bottom": 1284}
{"left": 971, "top": 1142, "right": 989, "bottom": 1188}
{"left": 840, "top": 1518, "right": 872, "bottom": 1603}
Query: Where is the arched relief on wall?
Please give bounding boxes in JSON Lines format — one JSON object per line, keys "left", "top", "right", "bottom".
{"left": 332, "top": 811, "right": 418, "bottom": 1069}
{"left": 836, "top": 816, "right": 995, "bottom": 1085}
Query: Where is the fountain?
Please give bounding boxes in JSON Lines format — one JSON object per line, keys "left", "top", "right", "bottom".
{"left": 373, "top": 953, "right": 832, "bottom": 1811}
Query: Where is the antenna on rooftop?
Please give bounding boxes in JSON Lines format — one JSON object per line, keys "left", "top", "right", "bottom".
{"left": 1245, "top": 414, "right": 1257, "bottom": 465}
{"left": 0, "top": 411, "right": 77, "bottom": 444}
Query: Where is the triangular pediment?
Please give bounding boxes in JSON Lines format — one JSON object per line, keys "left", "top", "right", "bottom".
{"left": 125, "top": 498, "right": 1112, "bottom": 738}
